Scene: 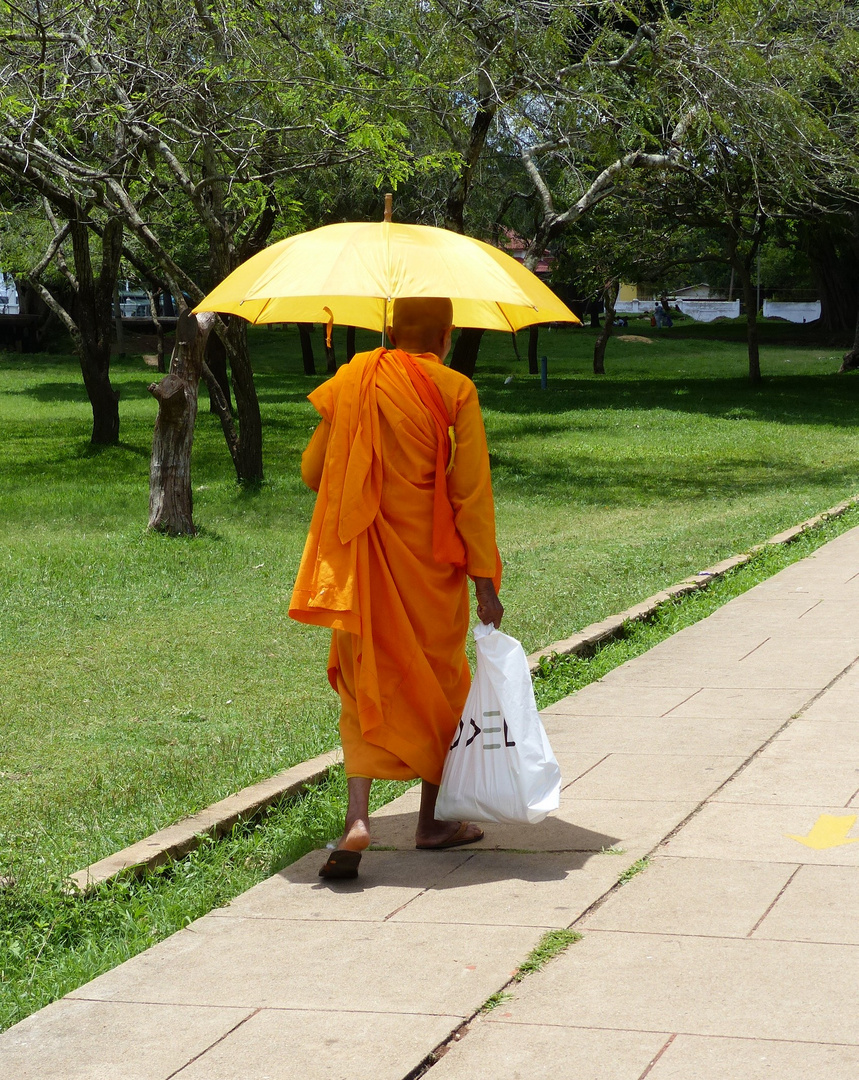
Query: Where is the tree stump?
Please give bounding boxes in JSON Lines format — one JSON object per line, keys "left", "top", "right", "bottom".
{"left": 148, "top": 311, "right": 216, "bottom": 535}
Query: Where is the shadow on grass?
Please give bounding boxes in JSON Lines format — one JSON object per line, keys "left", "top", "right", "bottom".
{"left": 79, "top": 441, "right": 150, "bottom": 460}
{"left": 4, "top": 377, "right": 158, "bottom": 404}
{"left": 479, "top": 373, "right": 859, "bottom": 427}
{"left": 489, "top": 441, "right": 856, "bottom": 507}
{"left": 4, "top": 380, "right": 89, "bottom": 403}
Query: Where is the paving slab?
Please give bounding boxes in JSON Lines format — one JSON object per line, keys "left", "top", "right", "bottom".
{"left": 386, "top": 851, "right": 624, "bottom": 928}
{"left": 174, "top": 1007, "right": 462, "bottom": 1080}
{"left": 544, "top": 715, "right": 779, "bottom": 756}
{"left": 66, "top": 916, "right": 540, "bottom": 1017}
{"left": 585, "top": 856, "right": 797, "bottom": 937}
{"left": 660, "top": 685, "right": 812, "bottom": 720}
{"left": 712, "top": 752, "right": 859, "bottom": 806}
{"left": 751, "top": 864, "right": 859, "bottom": 944}
{"left": 766, "top": 718, "right": 859, "bottom": 756}
{"left": 539, "top": 683, "right": 705, "bottom": 717}
{"left": 500, "top": 931, "right": 859, "bottom": 1044}
{"left": 832, "top": 660, "right": 859, "bottom": 687}
{"left": 601, "top": 652, "right": 855, "bottom": 689}
{"left": 802, "top": 687, "right": 859, "bottom": 721}
{"left": 428, "top": 1020, "right": 668, "bottom": 1080}
{"left": 561, "top": 752, "right": 744, "bottom": 803}
{"left": 0, "top": 998, "right": 255, "bottom": 1080}
{"left": 782, "top": 599, "right": 859, "bottom": 629}
{"left": 661, "top": 802, "right": 859, "bottom": 865}
{"left": 647, "top": 1034, "right": 859, "bottom": 1080}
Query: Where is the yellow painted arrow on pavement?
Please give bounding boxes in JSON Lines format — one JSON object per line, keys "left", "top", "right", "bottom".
{"left": 785, "top": 814, "right": 859, "bottom": 850}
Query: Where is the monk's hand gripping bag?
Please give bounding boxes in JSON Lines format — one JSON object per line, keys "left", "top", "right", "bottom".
{"left": 436, "top": 623, "right": 562, "bottom": 825}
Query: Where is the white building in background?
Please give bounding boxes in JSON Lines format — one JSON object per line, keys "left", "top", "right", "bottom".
{"left": 0, "top": 273, "right": 19, "bottom": 314}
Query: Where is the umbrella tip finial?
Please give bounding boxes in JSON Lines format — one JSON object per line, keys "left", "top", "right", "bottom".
{"left": 384, "top": 193, "right": 393, "bottom": 222}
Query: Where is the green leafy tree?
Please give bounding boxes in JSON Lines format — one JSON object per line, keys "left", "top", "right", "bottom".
{"left": 0, "top": 0, "right": 423, "bottom": 473}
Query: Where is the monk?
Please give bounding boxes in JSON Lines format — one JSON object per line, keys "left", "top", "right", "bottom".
{"left": 289, "top": 296, "right": 503, "bottom": 879}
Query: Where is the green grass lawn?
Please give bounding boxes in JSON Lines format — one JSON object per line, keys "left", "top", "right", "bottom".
{"left": 1, "top": 316, "right": 857, "bottom": 1027}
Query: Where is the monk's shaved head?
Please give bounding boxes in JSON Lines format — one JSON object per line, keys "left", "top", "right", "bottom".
{"left": 388, "top": 297, "right": 454, "bottom": 360}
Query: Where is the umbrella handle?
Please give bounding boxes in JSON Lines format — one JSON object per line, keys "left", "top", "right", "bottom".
{"left": 384, "top": 193, "right": 393, "bottom": 222}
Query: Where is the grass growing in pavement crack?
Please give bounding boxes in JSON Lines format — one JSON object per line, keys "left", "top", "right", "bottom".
{"left": 481, "top": 991, "right": 514, "bottom": 1013}
{"left": 532, "top": 502, "right": 859, "bottom": 711}
{"left": 514, "top": 929, "right": 583, "bottom": 981}
{"left": 478, "top": 930, "right": 583, "bottom": 1017}
{"left": 618, "top": 857, "right": 651, "bottom": 885}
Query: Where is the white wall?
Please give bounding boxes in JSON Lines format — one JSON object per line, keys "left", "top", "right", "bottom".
{"left": 676, "top": 299, "right": 740, "bottom": 322}
{"left": 762, "top": 300, "right": 821, "bottom": 324}
{"left": 615, "top": 298, "right": 740, "bottom": 321}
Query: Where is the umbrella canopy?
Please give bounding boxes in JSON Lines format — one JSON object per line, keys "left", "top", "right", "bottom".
{"left": 193, "top": 221, "right": 580, "bottom": 333}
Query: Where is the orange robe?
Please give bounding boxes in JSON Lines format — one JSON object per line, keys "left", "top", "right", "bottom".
{"left": 289, "top": 347, "right": 499, "bottom": 785}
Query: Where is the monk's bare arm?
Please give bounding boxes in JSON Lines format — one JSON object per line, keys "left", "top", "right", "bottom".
{"left": 301, "top": 419, "right": 331, "bottom": 491}
{"left": 473, "top": 576, "right": 503, "bottom": 627}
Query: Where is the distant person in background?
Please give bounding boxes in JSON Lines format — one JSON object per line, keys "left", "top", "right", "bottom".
{"left": 654, "top": 297, "right": 673, "bottom": 328}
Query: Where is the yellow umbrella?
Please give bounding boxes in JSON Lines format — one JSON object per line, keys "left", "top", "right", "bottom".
{"left": 193, "top": 220, "right": 580, "bottom": 333}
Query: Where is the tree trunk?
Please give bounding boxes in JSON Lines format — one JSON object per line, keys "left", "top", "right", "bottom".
{"left": 346, "top": 325, "right": 356, "bottom": 362}
{"left": 83, "top": 363, "right": 121, "bottom": 443}
{"left": 444, "top": 71, "right": 496, "bottom": 234}
{"left": 205, "top": 329, "right": 233, "bottom": 413}
{"left": 298, "top": 323, "right": 316, "bottom": 375}
{"left": 27, "top": 232, "right": 119, "bottom": 442}
{"left": 838, "top": 305, "right": 859, "bottom": 372}
{"left": 72, "top": 215, "right": 123, "bottom": 444}
{"left": 224, "top": 318, "right": 264, "bottom": 483}
{"left": 146, "top": 289, "right": 167, "bottom": 373}
{"left": 593, "top": 281, "right": 619, "bottom": 375}
{"left": 202, "top": 361, "right": 241, "bottom": 472}
{"left": 148, "top": 311, "right": 216, "bottom": 534}
{"left": 450, "top": 327, "right": 485, "bottom": 379}
{"left": 528, "top": 325, "right": 539, "bottom": 375}
{"left": 325, "top": 338, "right": 337, "bottom": 374}
{"left": 726, "top": 215, "right": 764, "bottom": 385}
{"left": 739, "top": 265, "right": 762, "bottom": 384}
{"left": 805, "top": 222, "right": 859, "bottom": 334}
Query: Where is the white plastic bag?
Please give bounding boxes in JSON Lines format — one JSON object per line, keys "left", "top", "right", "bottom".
{"left": 435, "top": 623, "right": 562, "bottom": 825}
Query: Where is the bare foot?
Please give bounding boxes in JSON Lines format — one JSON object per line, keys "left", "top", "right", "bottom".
{"left": 336, "top": 776, "right": 372, "bottom": 852}
{"left": 338, "top": 817, "right": 371, "bottom": 852}
{"left": 415, "top": 820, "right": 484, "bottom": 849}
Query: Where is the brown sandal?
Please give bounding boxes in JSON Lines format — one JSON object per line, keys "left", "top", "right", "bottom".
{"left": 318, "top": 849, "right": 362, "bottom": 879}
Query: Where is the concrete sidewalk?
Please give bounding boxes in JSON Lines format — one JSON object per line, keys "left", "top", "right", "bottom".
{"left": 3, "top": 527, "right": 859, "bottom": 1079}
